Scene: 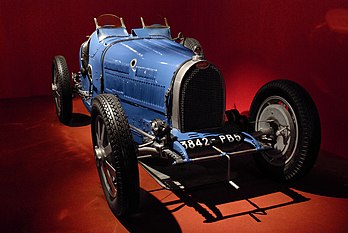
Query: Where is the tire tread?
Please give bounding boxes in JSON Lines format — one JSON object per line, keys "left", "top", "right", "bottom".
{"left": 249, "top": 80, "right": 321, "bottom": 181}
{"left": 91, "top": 94, "right": 139, "bottom": 217}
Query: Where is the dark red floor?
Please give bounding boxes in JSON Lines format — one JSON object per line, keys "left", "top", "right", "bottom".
{"left": 0, "top": 96, "right": 347, "bottom": 233}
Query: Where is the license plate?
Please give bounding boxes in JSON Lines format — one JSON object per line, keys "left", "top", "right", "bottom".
{"left": 179, "top": 133, "right": 243, "bottom": 150}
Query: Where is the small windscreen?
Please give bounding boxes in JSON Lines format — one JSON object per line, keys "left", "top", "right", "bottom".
{"left": 94, "top": 14, "right": 126, "bottom": 29}
{"left": 141, "top": 17, "right": 169, "bottom": 28}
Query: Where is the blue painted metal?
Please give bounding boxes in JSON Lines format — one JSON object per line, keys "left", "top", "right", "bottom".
{"left": 77, "top": 23, "right": 266, "bottom": 159}
{"left": 131, "top": 28, "right": 172, "bottom": 38}
{"left": 171, "top": 128, "right": 221, "bottom": 141}
{"left": 173, "top": 141, "right": 190, "bottom": 163}
{"left": 79, "top": 26, "right": 194, "bottom": 135}
{"left": 241, "top": 132, "right": 263, "bottom": 150}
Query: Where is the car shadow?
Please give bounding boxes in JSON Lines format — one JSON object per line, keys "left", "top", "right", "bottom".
{"left": 169, "top": 180, "right": 308, "bottom": 223}
{"left": 117, "top": 155, "right": 317, "bottom": 232}
{"left": 68, "top": 113, "right": 91, "bottom": 127}
{"left": 170, "top": 152, "right": 346, "bottom": 224}
{"left": 163, "top": 155, "right": 310, "bottom": 223}
{"left": 290, "top": 150, "right": 348, "bottom": 198}
{"left": 119, "top": 189, "right": 182, "bottom": 233}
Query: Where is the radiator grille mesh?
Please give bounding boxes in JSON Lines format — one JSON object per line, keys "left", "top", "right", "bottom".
{"left": 179, "top": 64, "right": 225, "bottom": 132}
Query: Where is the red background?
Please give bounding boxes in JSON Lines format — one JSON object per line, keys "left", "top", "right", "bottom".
{"left": 1, "top": 0, "right": 347, "bottom": 159}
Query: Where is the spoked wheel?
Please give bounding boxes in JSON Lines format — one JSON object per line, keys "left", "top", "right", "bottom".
{"left": 52, "top": 56, "right": 72, "bottom": 124}
{"left": 249, "top": 80, "right": 321, "bottom": 182}
{"left": 91, "top": 94, "right": 139, "bottom": 217}
{"left": 94, "top": 115, "right": 117, "bottom": 197}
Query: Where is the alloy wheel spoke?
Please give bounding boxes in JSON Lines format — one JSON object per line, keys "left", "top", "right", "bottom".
{"left": 97, "top": 121, "right": 102, "bottom": 146}
{"left": 97, "top": 121, "right": 100, "bottom": 143}
{"left": 94, "top": 115, "right": 117, "bottom": 198}
{"left": 102, "top": 161, "right": 117, "bottom": 197}
{"left": 105, "top": 160, "right": 116, "bottom": 178}
{"left": 55, "top": 90, "right": 60, "bottom": 98}
{"left": 104, "top": 143, "right": 112, "bottom": 157}
{"left": 100, "top": 123, "right": 105, "bottom": 146}
{"left": 54, "top": 91, "right": 61, "bottom": 114}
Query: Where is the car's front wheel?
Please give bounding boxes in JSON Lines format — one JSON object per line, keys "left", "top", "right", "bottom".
{"left": 91, "top": 94, "right": 139, "bottom": 217}
{"left": 249, "top": 80, "right": 321, "bottom": 182}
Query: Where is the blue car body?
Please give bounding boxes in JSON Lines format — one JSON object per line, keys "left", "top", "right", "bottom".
{"left": 76, "top": 23, "right": 262, "bottom": 162}
{"left": 80, "top": 27, "right": 192, "bottom": 121}
{"left": 75, "top": 19, "right": 266, "bottom": 163}
{"left": 52, "top": 16, "right": 321, "bottom": 217}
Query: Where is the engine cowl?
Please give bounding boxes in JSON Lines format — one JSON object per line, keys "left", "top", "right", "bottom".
{"left": 97, "top": 31, "right": 225, "bottom": 133}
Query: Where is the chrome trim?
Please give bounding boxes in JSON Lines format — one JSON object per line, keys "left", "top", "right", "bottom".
{"left": 137, "top": 147, "right": 158, "bottom": 156}
{"left": 130, "top": 58, "right": 137, "bottom": 69}
{"left": 171, "top": 59, "right": 201, "bottom": 129}
{"left": 140, "top": 17, "right": 146, "bottom": 28}
{"left": 120, "top": 18, "right": 126, "bottom": 28}
{"left": 192, "top": 54, "right": 205, "bottom": 61}
{"left": 164, "top": 17, "right": 169, "bottom": 27}
{"left": 51, "top": 83, "right": 57, "bottom": 91}
{"left": 171, "top": 59, "right": 226, "bottom": 131}
{"left": 189, "top": 148, "right": 258, "bottom": 163}
{"left": 130, "top": 125, "right": 155, "bottom": 140}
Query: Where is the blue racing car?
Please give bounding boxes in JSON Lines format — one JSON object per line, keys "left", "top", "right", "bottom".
{"left": 52, "top": 14, "right": 321, "bottom": 217}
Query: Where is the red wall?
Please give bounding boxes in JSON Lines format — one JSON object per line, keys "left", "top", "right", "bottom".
{"left": 1, "top": 0, "right": 347, "bottom": 159}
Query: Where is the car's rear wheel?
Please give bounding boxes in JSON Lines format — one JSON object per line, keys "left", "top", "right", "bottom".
{"left": 91, "top": 94, "right": 139, "bottom": 217}
{"left": 52, "top": 55, "right": 72, "bottom": 124}
{"left": 249, "top": 80, "right": 321, "bottom": 182}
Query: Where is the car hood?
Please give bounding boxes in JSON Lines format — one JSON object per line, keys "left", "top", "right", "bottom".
{"left": 103, "top": 38, "right": 194, "bottom": 89}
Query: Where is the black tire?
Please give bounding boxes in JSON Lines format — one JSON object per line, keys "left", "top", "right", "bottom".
{"left": 91, "top": 94, "right": 139, "bottom": 217}
{"left": 249, "top": 80, "right": 321, "bottom": 182}
{"left": 52, "top": 55, "right": 72, "bottom": 124}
